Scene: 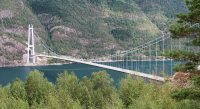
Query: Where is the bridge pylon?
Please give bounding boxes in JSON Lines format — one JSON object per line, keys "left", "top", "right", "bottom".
{"left": 27, "top": 24, "right": 36, "bottom": 64}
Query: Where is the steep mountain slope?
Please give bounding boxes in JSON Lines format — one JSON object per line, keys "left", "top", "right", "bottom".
{"left": 28, "top": 0, "right": 187, "bottom": 58}
{"left": 134, "top": 0, "right": 187, "bottom": 29}
{"left": 0, "top": 0, "right": 47, "bottom": 66}
{"left": 0, "top": 0, "right": 187, "bottom": 66}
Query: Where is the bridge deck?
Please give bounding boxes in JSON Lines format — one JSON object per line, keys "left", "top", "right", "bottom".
{"left": 37, "top": 55, "right": 165, "bottom": 82}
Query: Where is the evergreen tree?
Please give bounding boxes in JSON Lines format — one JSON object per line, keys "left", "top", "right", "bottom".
{"left": 168, "top": 0, "right": 200, "bottom": 73}
{"left": 168, "top": 0, "right": 200, "bottom": 100}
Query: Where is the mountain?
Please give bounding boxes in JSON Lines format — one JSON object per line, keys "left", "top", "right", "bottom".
{"left": 0, "top": 0, "right": 47, "bottom": 66}
{"left": 0, "top": 0, "right": 187, "bottom": 66}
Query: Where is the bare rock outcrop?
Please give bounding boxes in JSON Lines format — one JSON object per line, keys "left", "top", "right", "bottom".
{"left": 0, "top": 10, "right": 14, "bottom": 19}
{"left": 169, "top": 72, "right": 193, "bottom": 88}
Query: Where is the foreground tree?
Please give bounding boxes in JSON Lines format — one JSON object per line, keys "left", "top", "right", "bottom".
{"left": 168, "top": 0, "right": 200, "bottom": 100}
{"left": 90, "top": 71, "right": 123, "bottom": 109}
{"left": 10, "top": 78, "right": 26, "bottom": 100}
{"left": 25, "top": 70, "right": 53, "bottom": 106}
{"left": 119, "top": 76, "right": 144, "bottom": 108}
{"left": 56, "top": 71, "right": 82, "bottom": 109}
{"left": 169, "top": 0, "right": 200, "bottom": 73}
{"left": 78, "top": 76, "right": 93, "bottom": 109}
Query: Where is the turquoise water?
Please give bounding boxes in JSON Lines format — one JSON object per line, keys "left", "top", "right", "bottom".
{"left": 0, "top": 60, "right": 180, "bottom": 86}
{"left": 0, "top": 63, "right": 125, "bottom": 86}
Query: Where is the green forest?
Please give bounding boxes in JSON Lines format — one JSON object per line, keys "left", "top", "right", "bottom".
{"left": 0, "top": 70, "right": 199, "bottom": 109}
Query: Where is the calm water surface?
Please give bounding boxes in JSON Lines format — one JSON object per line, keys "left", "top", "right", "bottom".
{"left": 0, "top": 61, "right": 181, "bottom": 86}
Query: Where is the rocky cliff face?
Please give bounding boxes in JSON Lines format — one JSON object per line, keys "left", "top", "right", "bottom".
{"left": 0, "top": 0, "right": 187, "bottom": 66}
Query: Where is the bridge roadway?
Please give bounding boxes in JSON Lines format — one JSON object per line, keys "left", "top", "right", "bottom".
{"left": 37, "top": 55, "right": 165, "bottom": 82}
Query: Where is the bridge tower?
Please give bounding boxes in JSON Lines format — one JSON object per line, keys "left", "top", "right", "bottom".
{"left": 27, "top": 24, "right": 36, "bottom": 64}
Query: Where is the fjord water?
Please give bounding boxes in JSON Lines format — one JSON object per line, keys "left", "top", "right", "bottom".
{"left": 0, "top": 60, "right": 179, "bottom": 86}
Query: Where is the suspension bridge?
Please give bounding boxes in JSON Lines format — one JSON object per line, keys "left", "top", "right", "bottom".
{"left": 26, "top": 24, "right": 198, "bottom": 82}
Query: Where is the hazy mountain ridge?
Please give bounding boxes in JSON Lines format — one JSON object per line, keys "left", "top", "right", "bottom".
{"left": 0, "top": 0, "right": 187, "bottom": 66}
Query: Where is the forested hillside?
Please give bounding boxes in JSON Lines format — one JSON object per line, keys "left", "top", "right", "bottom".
{"left": 0, "top": 0, "right": 187, "bottom": 66}
{"left": 0, "top": 0, "right": 47, "bottom": 66}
